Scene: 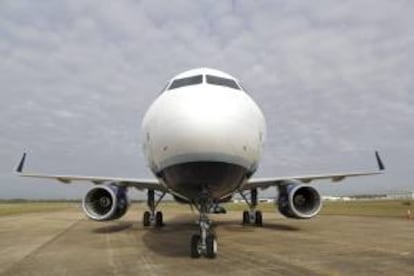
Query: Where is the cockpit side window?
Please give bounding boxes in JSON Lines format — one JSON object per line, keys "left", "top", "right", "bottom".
{"left": 168, "top": 75, "right": 203, "bottom": 90}
{"left": 206, "top": 75, "right": 240, "bottom": 90}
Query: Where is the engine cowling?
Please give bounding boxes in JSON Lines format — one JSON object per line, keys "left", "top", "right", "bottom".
{"left": 277, "top": 183, "right": 322, "bottom": 219}
{"left": 82, "top": 184, "right": 129, "bottom": 221}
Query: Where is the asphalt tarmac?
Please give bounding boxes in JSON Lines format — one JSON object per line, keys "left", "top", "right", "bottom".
{"left": 0, "top": 204, "right": 413, "bottom": 275}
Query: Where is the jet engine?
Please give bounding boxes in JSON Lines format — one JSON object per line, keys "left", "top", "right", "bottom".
{"left": 277, "top": 183, "right": 322, "bottom": 219}
{"left": 82, "top": 184, "right": 129, "bottom": 221}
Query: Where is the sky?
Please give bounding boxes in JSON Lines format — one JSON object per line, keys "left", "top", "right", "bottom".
{"left": 0, "top": 0, "right": 413, "bottom": 199}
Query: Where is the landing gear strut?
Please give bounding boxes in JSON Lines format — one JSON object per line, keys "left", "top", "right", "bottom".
{"left": 143, "top": 190, "right": 166, "bottom": 227}
{"left": 240, "top": 188, "right": 263, "bottom": 226}
{"left": 190, "top": 194, "right": 217, "bottom": 259}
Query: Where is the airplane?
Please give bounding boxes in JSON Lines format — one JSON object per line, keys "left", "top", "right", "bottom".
{"left": 15, "top": 68, "right": 385, "bottom": 259}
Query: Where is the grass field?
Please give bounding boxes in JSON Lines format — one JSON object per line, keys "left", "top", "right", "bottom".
{"left": 0, "top": 200, "right": 412, "bottom": 218}
{"left": 0, "top": 202, "right": 77, "bottom": 217}
{"left": 320, "top": 199, "right": 413, "bottom": 218}
{"left": 223, "top": 200, "right": 413, "bottom": 218}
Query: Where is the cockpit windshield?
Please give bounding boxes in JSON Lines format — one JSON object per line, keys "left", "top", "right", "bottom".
{"left": 206, "top": 75, "right": 240, "bottom": 90}
{"left": 168, "top": 75, "right": 203, "bottom": 90}
{"left": 166, "top": 74, "right": 241, "bottom": 91}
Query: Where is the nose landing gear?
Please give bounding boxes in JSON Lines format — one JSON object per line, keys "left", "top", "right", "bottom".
{"left": 190, "top": 220, "right": 217, "bottom": 259}
{"left": 190, "top": 194, "right": 218, "bottom": 259}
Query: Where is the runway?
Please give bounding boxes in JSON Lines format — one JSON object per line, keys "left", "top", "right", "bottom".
{"left": 0, "top": 204, "right": 413, "bottom": 275}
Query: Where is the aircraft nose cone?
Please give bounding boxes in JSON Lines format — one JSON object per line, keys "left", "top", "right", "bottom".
{"left": 142, "top": 87, "right": 265, "bottom": 171}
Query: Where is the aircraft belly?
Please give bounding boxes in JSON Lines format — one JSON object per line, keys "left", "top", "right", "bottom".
{"left": 158, "top": 161, "right": 248, "bottom": 200}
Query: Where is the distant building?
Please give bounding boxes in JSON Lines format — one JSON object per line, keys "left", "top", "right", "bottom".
{"left": 259, "top": 198, "right": 274, "bottom": 203}
{"left": 322, "top": 196, "right": 351, "bottom": 201}
{"left": 386, "top": 191, "right": 414, "bottom": 200}
{"left": 232, "top": 199, "right": 243, "bottom": 203}
{"left": 232, "top": 198, "right": 274, "bottom": 204}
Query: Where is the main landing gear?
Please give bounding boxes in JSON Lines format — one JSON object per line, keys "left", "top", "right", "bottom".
{"left": 190, "top": 195, "right": 217, "bottom": 259}
{"left": 143, "top": 190, "right": 166, "bottom": 228}
{"left": 240, "top": 188, "right": 263, "bottom": 226}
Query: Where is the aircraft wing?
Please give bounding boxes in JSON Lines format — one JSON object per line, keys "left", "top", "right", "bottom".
{"left": 242, "top": 151, "right": 385, "bottom": 191}
{"left": 15, "top": 153, "right": 167, "bottom": 192}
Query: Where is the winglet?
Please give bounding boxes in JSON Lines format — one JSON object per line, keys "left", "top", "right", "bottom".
{"left": 16, "top": 152, "right": 27, "bottom": 173}
{"left": 375, "top": 151, "right": 385, "bottom": 171}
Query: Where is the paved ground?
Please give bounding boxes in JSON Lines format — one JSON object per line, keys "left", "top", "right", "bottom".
{"left": 0, "top": 205, "right": 413, "bottom": 276}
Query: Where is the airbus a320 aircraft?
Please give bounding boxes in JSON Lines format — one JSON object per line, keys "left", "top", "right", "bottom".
{"left": 16, "top": 68, "right": 385, "bottom": 259}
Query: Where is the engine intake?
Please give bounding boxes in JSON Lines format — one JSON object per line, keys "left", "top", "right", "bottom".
{"left": 277, "top": 183, "right": 322, "bottom": 219}
{"left": 82, "top": 184, "right": 129, "bottom": 221}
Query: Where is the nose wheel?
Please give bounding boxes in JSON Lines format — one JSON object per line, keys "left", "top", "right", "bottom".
{"left": 190, "top": 234, "right": 201, "bottom": 258}
{"left": 206, "top": 234, "right": 218, "bottom": 258}
{"left": 190, "top": 195, "right": 218, "bottom": 259}
{"left": 190, "top": 222, "right": 217, "bottom": 259}
{"left": 191, "top": 233, "right": 217, "bottom": 258}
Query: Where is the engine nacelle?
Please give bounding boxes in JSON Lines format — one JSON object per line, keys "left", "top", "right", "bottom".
{"left": 277, "top": 183, "right": 322, "bottom": 219}
{"left": 82, "top": 184, "right": 129, "bottom": 221}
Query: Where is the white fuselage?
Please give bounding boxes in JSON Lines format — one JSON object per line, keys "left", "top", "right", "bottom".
{"left": 141, "top": 68, "right": 266, "bottom": 201}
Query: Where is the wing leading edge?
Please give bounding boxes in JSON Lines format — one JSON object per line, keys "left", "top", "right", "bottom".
{"left": 15, "top": 153, "right": 167, "bottom": 192}
{"left": 242, "top": 151, "right": 385, "bottom": 191}
{"left": 15, "top": 151, "right": 385, "bottom": 194}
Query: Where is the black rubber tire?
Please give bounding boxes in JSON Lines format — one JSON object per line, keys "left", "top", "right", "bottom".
{"left": 242, "top": 210, "right": 249, "bottom": 225}
{"left": 255, "top": 210, "right": 263, "bottom": 226}
{"left": 143, "top": 211, "right": 151, "bottom": 227}
{"left": 155, "top": 211, "right": 163, "bottom": 227}
{"left": 206, "top": 234, "right": 217, "bottom": 259}
{"left": 190, "top": 234, "right": 201, "bottom": 258}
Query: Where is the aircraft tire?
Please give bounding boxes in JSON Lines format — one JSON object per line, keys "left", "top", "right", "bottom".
{"left": 242, "top": 210, "right": 249, "bottom": 225}
{"left": 255, "top": 210, "right": 263, "bottom": 226}
{"left": 190, "top": 234, "right": 201, "bottom": 258}
{"left": 206, "top": 234, "right": 217, "bottom": 259}
{"left": 155, "top": 211, "right": 163, "bottom": 227}
{"left": 143, "top": 211, "right": 151, "bottom": 227}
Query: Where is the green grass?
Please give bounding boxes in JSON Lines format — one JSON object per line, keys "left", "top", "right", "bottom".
{"left": 0, "top": 199, "right": 412, "bottom": 218}
{"left": 320, "top": 200, "right": 413, "bottom": 218}
{"left": 0, "top": 202, "right": 77, "bottom": 217}
{"left": 223, "top": 202, "right": 275, "bottom": 212}
{"left": 224, "top": 200, "right": 413, "bottom": 218}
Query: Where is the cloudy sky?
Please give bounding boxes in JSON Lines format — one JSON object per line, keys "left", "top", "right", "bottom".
{"left": 0, "top": 0, "right": 413, "bottom": 199}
